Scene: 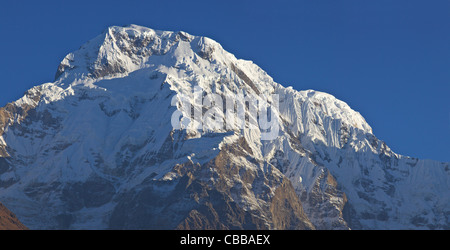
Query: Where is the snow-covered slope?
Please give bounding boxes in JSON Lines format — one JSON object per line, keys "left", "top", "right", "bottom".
{"left": 0, "top": 25, "right": 448, "bottom": 229}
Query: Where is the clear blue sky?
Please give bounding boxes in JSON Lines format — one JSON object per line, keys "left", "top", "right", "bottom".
{"left": 0, "top": 0, "right": 449, "bottom": 162}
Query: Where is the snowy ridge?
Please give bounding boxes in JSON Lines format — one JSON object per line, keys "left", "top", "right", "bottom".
{"left": 0, "top": 25, "right": 448, "bottom": 229}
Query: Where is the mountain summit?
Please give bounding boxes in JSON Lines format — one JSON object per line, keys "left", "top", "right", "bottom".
{"left": 0, "top": 25, "right": 448, "bottom": 229}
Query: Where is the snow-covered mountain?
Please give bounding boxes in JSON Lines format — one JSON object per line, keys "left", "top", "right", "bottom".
{"left": 0, "top": 25, "right": 448, "bottom": 229}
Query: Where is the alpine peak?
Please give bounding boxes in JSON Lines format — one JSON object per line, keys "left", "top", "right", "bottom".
{"left": 54, "top": 25, "right": 222, "bottom": 83}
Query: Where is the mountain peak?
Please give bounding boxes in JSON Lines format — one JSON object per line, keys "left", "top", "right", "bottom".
{"left": 53, "top": 24, "right": 231, "bottom": 86}
{"left": 54, "top": 25, "right": 200, "bottom": 82}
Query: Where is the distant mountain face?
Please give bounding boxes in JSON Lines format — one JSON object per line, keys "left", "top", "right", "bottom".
{"left": 0, "top": 202, "right": 27, "bottom": 230}
{"left": 0, "top": 25, "right": 448, "bottom": 230}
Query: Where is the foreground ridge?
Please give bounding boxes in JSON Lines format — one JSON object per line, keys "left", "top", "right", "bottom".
{"left": 0, "top": 202, "right": 27, "bottom": 230}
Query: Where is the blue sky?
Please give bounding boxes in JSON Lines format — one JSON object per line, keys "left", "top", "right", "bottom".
{"left": 0, "top": 0, "right": 449, "bottom": 162}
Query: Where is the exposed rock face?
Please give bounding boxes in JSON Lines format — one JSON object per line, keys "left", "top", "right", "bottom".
{"left": 0, "top": 202, "right": 27, "bottom": 230}
{"left": 107, "top": 136, "right": 314, "bottom": 230}
{"left": 0, "top": 25, "right": 448, "bottom": 230}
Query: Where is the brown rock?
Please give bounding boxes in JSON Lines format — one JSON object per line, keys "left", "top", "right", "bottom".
{"left": 0, "top": 202, "right": 28, "bottom": 230}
